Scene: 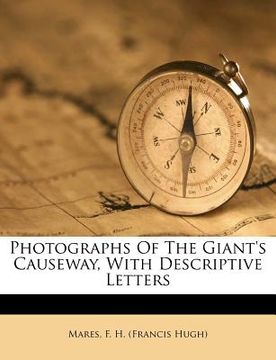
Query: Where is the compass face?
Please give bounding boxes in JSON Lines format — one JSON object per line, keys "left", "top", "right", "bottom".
{"left": 118, "top": 66, "right": 253, "bottom": 215}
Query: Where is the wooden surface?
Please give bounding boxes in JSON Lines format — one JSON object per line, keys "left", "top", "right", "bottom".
{"left": 0, "top": 0, "right": 275, "bottom": 235}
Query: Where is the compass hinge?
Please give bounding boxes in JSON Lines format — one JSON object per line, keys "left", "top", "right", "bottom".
{"left": 216, "top": 53, "right": 249, "bottom": 99}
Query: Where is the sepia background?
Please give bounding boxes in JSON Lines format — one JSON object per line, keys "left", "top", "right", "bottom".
{"left": 0, "top": 0, "right": 275, "bottom": 235}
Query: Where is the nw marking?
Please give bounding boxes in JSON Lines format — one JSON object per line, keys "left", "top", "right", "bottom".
{"left": 176, "top": 99, "right": 186, "bottom": 106}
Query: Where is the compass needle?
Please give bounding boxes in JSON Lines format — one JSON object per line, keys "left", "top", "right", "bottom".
{"left": 178, "top": 85, "right": 197, "bottom": 197}
{"left": 118, "top": 54, "right": 255, "bottom": 215}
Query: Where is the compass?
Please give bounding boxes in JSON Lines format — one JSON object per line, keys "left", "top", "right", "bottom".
{"left": 117, "top": 54, "right": 255, "bottom": 215}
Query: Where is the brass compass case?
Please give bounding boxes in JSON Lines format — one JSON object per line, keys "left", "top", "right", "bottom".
{"left": 117, "top": 56, "right": 255, "bottom": 215}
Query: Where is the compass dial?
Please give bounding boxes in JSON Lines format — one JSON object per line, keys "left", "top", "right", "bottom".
{"left": 118, "top": 67, "right": 253, "bottom": 215}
